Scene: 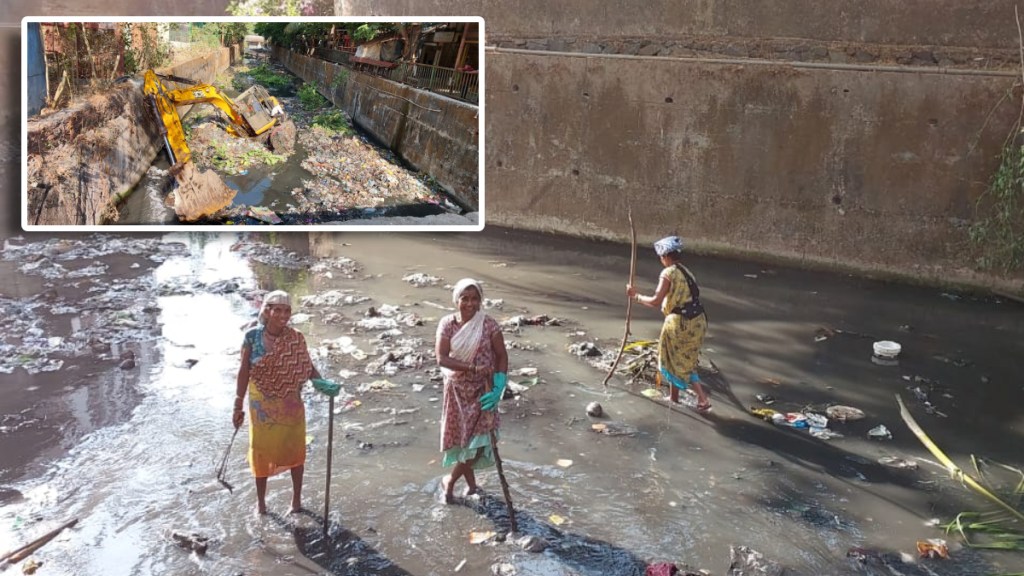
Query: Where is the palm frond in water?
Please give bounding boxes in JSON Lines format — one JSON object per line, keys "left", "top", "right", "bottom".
{"left": 897, "top": 394, "right": 1024, "bottom": 551}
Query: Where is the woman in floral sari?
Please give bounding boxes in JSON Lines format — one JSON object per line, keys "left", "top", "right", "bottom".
{"left": 435, "top": 278, "right": 508, "bottom": 503}
{"left": 233, "top": 290, "right": 322, "bottom": 515}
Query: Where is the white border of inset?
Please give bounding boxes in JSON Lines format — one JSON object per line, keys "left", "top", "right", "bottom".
{"left": 21, "top": 15, "right": 485, "bottom": 232}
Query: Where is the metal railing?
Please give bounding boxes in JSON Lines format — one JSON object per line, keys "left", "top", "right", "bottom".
{"left": 301, "top": 45, "right": 479, "bottom": 105}
{"left": 389, "top": 61, "right": 478, "bottom": 104}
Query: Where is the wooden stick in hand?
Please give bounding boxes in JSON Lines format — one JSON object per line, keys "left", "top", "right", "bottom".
{"left": 603, "top": 204, "right": 637, "bottom": 387}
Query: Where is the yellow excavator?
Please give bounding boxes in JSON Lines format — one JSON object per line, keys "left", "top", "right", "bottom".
{"left": 143, "top": 69, "right": 283, "bottom": 167}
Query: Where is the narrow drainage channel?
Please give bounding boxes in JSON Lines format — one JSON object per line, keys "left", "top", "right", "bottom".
{"left": 116, "top": 54, "right": 462, "bottom": 226}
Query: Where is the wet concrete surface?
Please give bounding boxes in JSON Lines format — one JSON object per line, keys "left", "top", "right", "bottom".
{"left": 0, "top": 227, "right": 1021, "bottom": 576}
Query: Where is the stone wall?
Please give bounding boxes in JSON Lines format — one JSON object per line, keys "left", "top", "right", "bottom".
{"left": 25, "top": 46, "right": 239, "bottom": 226}
{"left": 337, "top": 0, "right": 1024, "bottom": 292}
{"left": 274, "top": 48, "right": 480, "bottom": 210}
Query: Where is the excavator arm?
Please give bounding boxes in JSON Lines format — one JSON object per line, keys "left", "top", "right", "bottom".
{"left": 143, "top": 70, "right": 282, "bottom": 167}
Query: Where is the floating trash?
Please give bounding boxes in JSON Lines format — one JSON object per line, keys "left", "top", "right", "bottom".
{"left": 868, "top": 425, "right": 892, "bottom": 440}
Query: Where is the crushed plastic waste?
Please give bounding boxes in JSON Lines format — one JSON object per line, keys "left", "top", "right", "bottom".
{"left": 825, "top": 405, "right": 865, "bottom": 422}
{"left": 569, "top": 341, "right": 602, "bottom": 357}
{"left": 502, "top": 314, "right": 563, "bottom": 328}
{"left": 868, "top": 425, "right": 893, "bottom": 440}
{"left": 402, "top": 273, "right": 442, "bottom": 287}
{"left": 878, "top": 456, "right": 918, "bottom": 469}
{"left": 916, "top": 539, "right": 949, "bottom": 559}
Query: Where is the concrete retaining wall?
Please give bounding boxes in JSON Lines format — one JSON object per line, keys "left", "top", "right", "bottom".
{"left": 274, "top": 48, "right": 480, "bottom": 211}
{"left": 337, "top": 1, "right": 1024, "bottom": 291}
{"left": 25, "top": 46, "right": 240, "bottom": 226}
{"left": 485, "top": 51, "right": 1017, "bottom": 284}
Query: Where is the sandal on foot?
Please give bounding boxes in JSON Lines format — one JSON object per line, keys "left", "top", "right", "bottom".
{"left": 696, "top": 401, "right": 712, "bottom": 413}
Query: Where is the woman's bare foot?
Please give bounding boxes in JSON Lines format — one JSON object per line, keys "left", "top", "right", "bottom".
{"left": 440, "top": 475, "right": 455, "bottom": 504}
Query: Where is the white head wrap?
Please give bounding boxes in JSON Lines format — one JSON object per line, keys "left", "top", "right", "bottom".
{"left": 442, "top": 278, "right": 486, "bottom": 379}
{"left": 452, "top": 278, "right": 483, "bottom": 305}
{"left": 654, "top": 236, "right": 684, "bottom": 257}
{"left": 259, "top": 290, "right": 291, "bottom": 324}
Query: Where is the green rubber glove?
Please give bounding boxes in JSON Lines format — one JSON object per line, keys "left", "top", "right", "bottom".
{"left": 480, "top": 372, "right": 507, "bottom": 411}
{"left": 311, "top": 378, "right": 341, "bottom": 397}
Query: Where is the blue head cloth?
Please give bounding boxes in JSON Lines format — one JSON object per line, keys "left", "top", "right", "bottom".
{"left": 654, "top": 236, "right": 683, "bottom": 257}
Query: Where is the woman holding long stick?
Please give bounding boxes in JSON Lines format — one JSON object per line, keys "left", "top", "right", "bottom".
{"left": 626, "top": 236, "right": 711, "bottom": 412}
{"left": 435, "top": 278, "right": 508, "bottom": 504}
{"left": 234, "top": 290, "right": 330, "bottom": 515}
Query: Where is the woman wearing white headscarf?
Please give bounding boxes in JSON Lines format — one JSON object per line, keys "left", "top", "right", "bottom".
{"left": 435, "top": 278, "right": 508, "bottom": 503}
{"left": 626, "top": 236, "right": 711, "bottom": 412}
{"left": 233, "top": 290, "right": 323, "bottom": 515}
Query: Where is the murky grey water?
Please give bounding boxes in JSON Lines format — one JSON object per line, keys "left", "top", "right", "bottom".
{"left": 1, "top": 229, "right": 1022, "bottom": 575}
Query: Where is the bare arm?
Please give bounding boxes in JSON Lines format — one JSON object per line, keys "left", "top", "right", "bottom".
{"left": 626, "top": 274, "right": 671, "bottom": 309}
{"left": 490, "top": 330, "right": 508, "bottom": 374}
{"left": 436, "top": 332, "right": 486, "bottom": 377}
{"left": 233, "top": 344, "right": 251, "bottom": 429}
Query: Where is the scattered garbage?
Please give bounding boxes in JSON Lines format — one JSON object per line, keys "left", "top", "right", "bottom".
{"left": 517, "top": 534, "right": 547, "bottom": 553}
{"left": 586, "top": 401, "right": 603, "bottom": 417}
{"left": 728, "top": 545, "right": 783, "bottom": 576}
{"left": 170, "top": 531, "right": 210, "bottom": 555}
{"left": 825, "top": 405, "right": 865, "bottom": 422}
{"left": 569, "top": 341, "right": 602, "bottom": 357}
{"left": 916, "top": 538, "right": 949, "bottom": 559}
{"left": 878, "top": 456, "right": 918, "bottom": 470}
{"left": 548, "top": 514, "right": 567, "bottom": 526}
{"left": 809, "top": 427, "right": 843, "bottom": 440}
{"left": 402, "top": 273, "right": 441, "bottom": 287}
{"left": 247, "top": 206, "right": 282, "bottom": 224}
{"left": 502, "top": 315, "right": 563, "bottom": 328}
{"left": 469, "top": 530, "right": 496, "bottom": 544}
{"left": 771, "top": 413, "right": 808, "bottom": 428}
{"left": 868, "top": 425, "right": 893, "bottom": 440}
{"left": 754, "top": 394, "right": 775, "bottom": 405}
{"left": 590, "top": 421, "right": 638, "bottom": 436}
{"left": 556, "top": 459, "right": 573, "bottom": 468}
{"left": 873, "top": 340, "right": 902, "bottom": 358}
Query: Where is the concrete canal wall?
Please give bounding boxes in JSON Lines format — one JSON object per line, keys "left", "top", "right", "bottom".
{"left": 25, "top": 46, "right": 240, "bottom": 226}
{"left": 338, "top": 0, "right": 1024, "bottom": 293}
{"left": 274, "top": 48, "right": 481, "bottom": 211}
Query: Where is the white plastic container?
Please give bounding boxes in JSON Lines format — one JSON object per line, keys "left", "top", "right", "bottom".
{"left": 873, "top": 340, "right": 902, "bottom": 358}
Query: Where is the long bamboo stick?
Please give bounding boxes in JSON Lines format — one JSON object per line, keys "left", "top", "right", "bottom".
{"left": 603, "top": 205, "right": 637, "bottom": 387}
{"left": 1, "top": 518, "right": 79, "bottom": 564}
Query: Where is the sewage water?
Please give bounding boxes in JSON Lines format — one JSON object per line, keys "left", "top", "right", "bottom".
{"left": 0, "top": 229, "right": 1021, "bottom": 576}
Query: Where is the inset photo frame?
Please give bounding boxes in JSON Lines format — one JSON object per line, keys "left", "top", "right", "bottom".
{"left": 22, "top": 16, "right": 484, "bottom": 231}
